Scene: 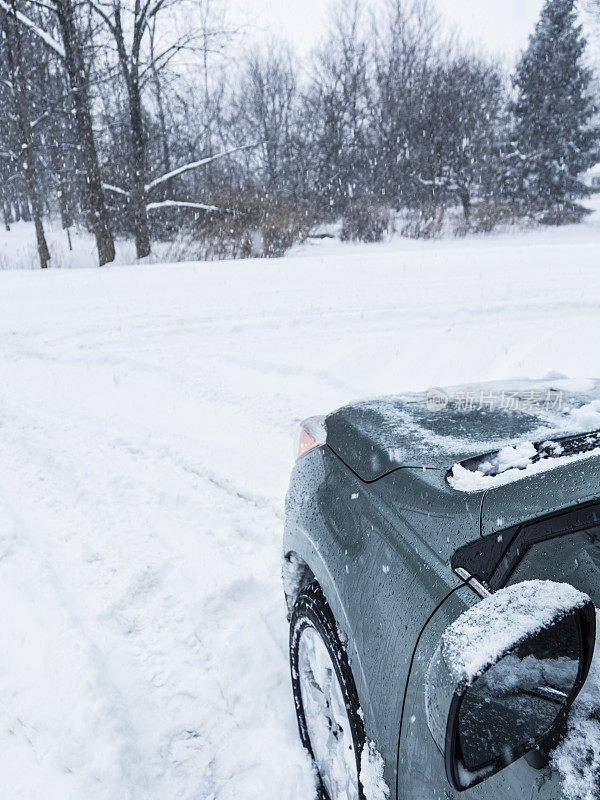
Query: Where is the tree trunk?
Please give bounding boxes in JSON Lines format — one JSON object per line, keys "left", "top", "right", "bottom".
{"left": 126, "top": 74, "right": 151, "bottom": 258}
{"left": 458, "top": 186, "right": 471, "bottom": 222}
{"left": 4, "top": 5, "right": 51, "bottom": 269}
{"left": 149, "top": 23, "right": 170, "bottom": 180}
{"left": 54, "top": 0, "right": 116, "bottom": 266}
{"left": 29, "top": 178, "right": 51, "bottom": 268}
{"left": 2, "top": 198, "right": 11, "bottom": 231}
{"left": 100, "top": 2, "right": 152, "bottom": 259}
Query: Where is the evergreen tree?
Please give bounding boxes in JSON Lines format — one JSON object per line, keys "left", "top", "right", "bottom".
{"left": 511, "top": 0, "right": 600, "bottom": 206}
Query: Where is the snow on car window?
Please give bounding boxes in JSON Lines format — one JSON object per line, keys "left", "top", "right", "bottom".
{"left": 448, "top": 438, "right": 600, "bottom": 492}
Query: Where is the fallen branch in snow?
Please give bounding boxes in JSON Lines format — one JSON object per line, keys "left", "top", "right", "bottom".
{"left": 30, "top": 111, "right": 51, "bottom": 130}
{"left": 418, "top": 175, "right": 462, "bottom": 191}
{"left": 102, "top": 186, "right": 227, "bottom": 214}
{"left": 0, "top": 0, "right": 65, "bottom": 58}
{"left": 102, "top": 184, "right": 131, "bottom": 198}
{"left": 145, "top": 142, "right": 264, "bottom": 193}
{"left": 146, "top": 200, "right": 223, "bottom": 212}
{"left": 418, "top": 176, "right": 447, "bottom": 187}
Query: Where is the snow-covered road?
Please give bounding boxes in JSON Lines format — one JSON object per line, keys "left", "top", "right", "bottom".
{"left": 0, "top": 208, "right": 600, "bottom": 798}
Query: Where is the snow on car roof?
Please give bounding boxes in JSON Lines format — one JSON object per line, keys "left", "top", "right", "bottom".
{"left": 325, "top": 378, "right": 600, "bottom": 482}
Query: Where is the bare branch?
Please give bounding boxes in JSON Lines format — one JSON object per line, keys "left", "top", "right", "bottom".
{"left": 0, "top": 0, "right": 65, "bottom": 58}
{"left": 21, "top": 0, "right": 56, "bottom": 12}
{"left": 103, "top": 183, "right": 131, "bottom": 197}
{"left": 146, "top": 199, "right": 223, "bottom": 212}
{"left": 88, "top": 0, "right": 117, "bottom": 36}
{"left": 145, "top": 142, "right": 264, "bottom": 192}
{"left": 102, "top": 187, "right": 226, "bottom": 214}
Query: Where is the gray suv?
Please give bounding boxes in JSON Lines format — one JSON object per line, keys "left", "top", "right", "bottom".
{"left": 283, "top": 380, "right": 600, "bottom": 800}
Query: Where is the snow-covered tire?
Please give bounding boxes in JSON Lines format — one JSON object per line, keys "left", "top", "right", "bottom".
{"left": 290, "top": 581, "right": 366, "bottom": 800}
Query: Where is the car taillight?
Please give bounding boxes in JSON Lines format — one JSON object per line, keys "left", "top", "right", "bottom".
{"left": 294, "top": 416, "right": 326, "bottom": 461}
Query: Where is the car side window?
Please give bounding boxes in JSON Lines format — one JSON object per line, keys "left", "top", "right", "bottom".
{"left": 506, "top": 528, "right": 600, "bottom": 607}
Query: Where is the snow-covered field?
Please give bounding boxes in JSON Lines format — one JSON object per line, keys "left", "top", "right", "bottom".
{"left": 0, "top": 202, "right": 600, "bottom": 799}
{"left": 0, "top": 220, "right": 172, "bottom": 270}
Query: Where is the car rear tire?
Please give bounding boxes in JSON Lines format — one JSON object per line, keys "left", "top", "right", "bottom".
{"left": 290, "top": 581, "right": 366, "bottom": 800}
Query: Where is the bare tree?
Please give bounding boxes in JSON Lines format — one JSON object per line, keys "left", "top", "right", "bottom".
{"left": 304, "top": 0, "right": 371, "bottom": 210}
{"left": 370, "top": 0, "right": 441, "bottom": 207}
{"left": 52, "top": 0, "right": 116, "bottom": 264}
{"left": 231, "top": 45, "right": 298, "bottom": 194}
{"left": 416, "top": 56, "right": 505, "bottom": 219}
{"left": 90, "top": 0, "right": 161, "bottom": 257}
{"left": 1, "top": 1, "right": 51, "bottom": 268}
{"left": 90, "top": 0, "right": 242, "bottom": 256}
{"left": 148, "top": 16, "right": 171, "bottom": 178}
{"left": 0, "top": 0, "right": 116, "bottom": 265}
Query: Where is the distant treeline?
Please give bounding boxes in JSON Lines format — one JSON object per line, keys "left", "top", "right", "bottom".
{"left": 0, "top": 0, "right": 599, "bottom": 267}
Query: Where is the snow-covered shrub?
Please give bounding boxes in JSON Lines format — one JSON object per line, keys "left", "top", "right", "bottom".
{"left": 449, "top": 200, "right": 590, "bottom": 238}
{"left": 457, "top": 201, "right": 530, "bottom": 235}
{"left": 341, "top": 201, "right": 392, "bottom": 243}
{"left": 165, "top": 194, "right": 316, "bottom": 261}
{"left": 399, "top": 205, "right": 445, "bottom": 239}
{"left": 260, "top": 203, "right": 316, "bottom": 257}
{"left": 536, "top": 204, "right": 592, "bottom": 227}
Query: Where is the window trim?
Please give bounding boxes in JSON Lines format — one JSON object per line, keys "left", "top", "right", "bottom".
{"left": 452, "top": 498, "right": 600, "bottom": 592}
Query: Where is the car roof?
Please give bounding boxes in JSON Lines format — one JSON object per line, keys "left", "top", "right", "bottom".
{"left": 325, "top": 378, "right": 600, "bottom": 481}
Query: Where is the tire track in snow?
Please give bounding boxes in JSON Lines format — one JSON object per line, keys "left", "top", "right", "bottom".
{"left": 0, "top": 482, "right": 151, "bottom": 799}
{"left": 0, "top": 395, "right": 311, "bottom": 799}
{"left": 0, "top": 222, "right": 599, "bottom": 799}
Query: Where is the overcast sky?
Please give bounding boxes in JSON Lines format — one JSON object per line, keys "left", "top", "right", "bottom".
{"left": 236, "top": 0, "right": 545, "bottom": 60}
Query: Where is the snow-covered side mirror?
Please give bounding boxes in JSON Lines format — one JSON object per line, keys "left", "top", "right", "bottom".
{"left": 425, "top": 580, "right": 595, "bottom": 792}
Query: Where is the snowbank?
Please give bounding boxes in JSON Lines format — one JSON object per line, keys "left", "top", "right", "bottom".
{"left": 0, "top": 208, "right": 599, "bottom": 797}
